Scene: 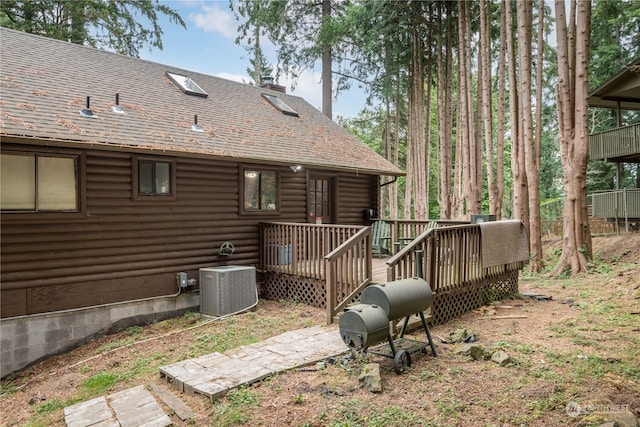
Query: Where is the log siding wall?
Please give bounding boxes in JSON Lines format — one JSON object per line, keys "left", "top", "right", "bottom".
{"left": 1, "top": 142, "right": 379, "bottom": 317}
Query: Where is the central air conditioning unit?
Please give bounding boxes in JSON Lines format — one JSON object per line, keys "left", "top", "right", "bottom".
{"left": 199, "top": 266, "right": 257, "bottom": 316}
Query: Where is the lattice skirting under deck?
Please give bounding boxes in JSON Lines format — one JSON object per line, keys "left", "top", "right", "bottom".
{"left": 431, "top": 270, "right": 519, "bottom": 325}
{"left": 262, "top": 270, "right": 519, "bottom": 325}
{"left": 262, "top": 272, "right": 326, "bottom": 308}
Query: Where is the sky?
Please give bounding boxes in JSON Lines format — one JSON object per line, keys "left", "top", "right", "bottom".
{"left": 140, "top": 0, "right": 368, "bottom": 118}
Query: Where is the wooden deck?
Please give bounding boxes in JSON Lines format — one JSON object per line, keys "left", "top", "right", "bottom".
{"left": 372, "top": 256, "right": 390, "bottom": 284}
{"left": 260, "top": 221, "right": 525, "bottom": 325}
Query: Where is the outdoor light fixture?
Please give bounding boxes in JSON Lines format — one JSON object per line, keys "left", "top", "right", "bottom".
{"left": 79, "top": 96, "right": 97, "bottom": 118}
{"left": 290, "top": 165, "right": 303, "bottom": 172}
{"left": 191, "top": 114, "right": 204, "bottom": 132}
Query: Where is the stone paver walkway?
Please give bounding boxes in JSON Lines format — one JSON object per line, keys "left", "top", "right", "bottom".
{"left": 160, "top": 325, "right": 347, "bottom": 401}
{"left": 64, "top": 325, "right": 347, "bottom": 426}
{"left": 64, "top": 385, "right": 171, "bottom": 427}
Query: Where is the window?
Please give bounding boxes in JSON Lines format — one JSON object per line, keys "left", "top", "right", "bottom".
{"left": 166, "top": 71, "right": 208, "bottom": 98}
{"left": 139, "top": 161, "right": 171, "bottom": 195}
{"left": 261, "top": 93, "right": 299, "bottom": 117}
{"left": 1, "top": 152, "right": 78, "bottom": 212}
{"left": 132, "top": 156, "right": 176, "bottom": 200}
{"left": 243, "top": 168, "right": 278, "bottom": 212}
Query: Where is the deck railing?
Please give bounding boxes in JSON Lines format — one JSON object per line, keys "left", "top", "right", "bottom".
{"left": 261, "top": 221, "right": 524, "bottom": 325}
{"left": 591, "top": 188, "right": 640, "bottom": 222}
{"left": 260, "top": 222, "right": 364, "bottom": 279}
{"left": 325, "top": 226, "right": 372, "bottom": 323}
{"left": 385, "top": 219, "right": 467, "bottom": 247}
{"left": 386, "top": 224, "right": 523, "bottom": 324}
{"left": 589, "top": 123, "right": 640, "bottom": 160}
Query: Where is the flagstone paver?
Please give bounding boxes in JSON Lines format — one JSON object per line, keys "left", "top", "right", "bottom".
{"left": 160, "top": 325, "right": 346, "bottom": 401}
{"left": 65, "top": 325, "right": 346, "bottom": 425}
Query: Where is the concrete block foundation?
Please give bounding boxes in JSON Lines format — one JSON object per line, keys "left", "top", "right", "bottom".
{"left": 1, "top": 292, "right": 199, "bottom": 378}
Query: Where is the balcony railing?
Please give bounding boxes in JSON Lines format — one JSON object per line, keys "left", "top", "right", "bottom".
{"left": 589, "top": 123, "right": 640, "bottom": 160}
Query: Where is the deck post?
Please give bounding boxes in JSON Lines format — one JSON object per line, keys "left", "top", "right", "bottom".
{"left": 325, "top": 258, "right": 334, "bottom": 325}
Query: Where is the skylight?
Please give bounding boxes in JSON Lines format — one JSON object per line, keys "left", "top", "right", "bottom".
{"left": 261, "top": 93, "right": 299, "bottom": 117}
{"left": 166, "top": 72, "right": 208, "bottom": 98}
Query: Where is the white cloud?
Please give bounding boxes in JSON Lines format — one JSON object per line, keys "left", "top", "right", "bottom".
{"left": 189, "top": 3, "right": 236, "bottom": 39}
{"left": 280, "top": 70, "right": 323, "bottom": 110}
{"left": 214, "top": 71, "right": 251, "bottom": 84}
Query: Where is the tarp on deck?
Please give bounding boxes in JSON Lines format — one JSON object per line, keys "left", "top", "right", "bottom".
{"left": 479, "top": 220, "right": 530, "bottom": 268}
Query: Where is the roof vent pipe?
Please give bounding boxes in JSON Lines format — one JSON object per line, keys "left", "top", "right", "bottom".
{"left": 191, "top": 114, "right": 204, "bottom": 132}
{"left": 79, "top": 96, "right": 97, "bottom": 118}
{"left": 112, "top": 93, "right": 125, "bottom": 114}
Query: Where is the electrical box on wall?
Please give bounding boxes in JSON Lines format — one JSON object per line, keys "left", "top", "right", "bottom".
{"left": 176, "top": 272, "right": 188, "bottom": 288}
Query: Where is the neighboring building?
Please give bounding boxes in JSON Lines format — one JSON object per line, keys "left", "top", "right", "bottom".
{"left": 0, "top": 28, "right": 402, "bottom": 376}
{"left": 588, "top": 57, "right": 640, "bottom": 226}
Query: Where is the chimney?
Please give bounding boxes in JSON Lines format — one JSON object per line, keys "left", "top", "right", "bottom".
{"left": 260, "top": 76, "right": 286, "bottom": 94}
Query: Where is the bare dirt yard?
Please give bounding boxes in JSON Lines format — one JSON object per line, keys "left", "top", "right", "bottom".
{"left": 1, "top": 234, "right": 639, "bottom": 427}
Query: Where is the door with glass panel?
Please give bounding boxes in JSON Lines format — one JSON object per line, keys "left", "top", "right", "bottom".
{"left": 308, "top": 175, "right": 334, "bottom": 224}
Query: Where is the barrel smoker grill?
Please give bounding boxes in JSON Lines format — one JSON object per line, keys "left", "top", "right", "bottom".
{"left": 339, "top": 277, "right": 437, "bottom": 374}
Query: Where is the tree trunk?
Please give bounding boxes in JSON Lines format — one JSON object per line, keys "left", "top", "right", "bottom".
{"left": 253, "top": 28, "right": 262, "bottom": 85}
{"left": 437, "top": 1, "right": 453, "bottom": 219}
{"left": 553, "top": 0, "right": 593, "bottom": 276}
{"left": 424, "top": 20, "right": 433, "bottom": 220}
{"left": 464, "top": 0, "right": 480, "bottom": 215}
{"left": 496, "top": 0, "right": 507, "bottom": 219}
{"left": 321, "top": 0, "right": 332, "bottom": 120}
{"left": 505, "top": 0, "right": 528, "bottom": 223}
{"left": 480, "top": 0, "right": 497, "bottom": 217}
{"left": 517, "top": 0, "right": 543, "bottom": 272}
{"left": 413, "top": 22, "right": 427, "bottom": 219}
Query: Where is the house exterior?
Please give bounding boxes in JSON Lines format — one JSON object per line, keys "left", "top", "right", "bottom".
{"left": 0, "top": 28, "right": 402, "bottom": 376}
{"left": 587, "top": 57, "right": 640, "bottom": 225}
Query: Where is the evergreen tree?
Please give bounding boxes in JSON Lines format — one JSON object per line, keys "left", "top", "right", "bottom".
{"left": 0, "top": 0, "right": 184, "bottom": 57}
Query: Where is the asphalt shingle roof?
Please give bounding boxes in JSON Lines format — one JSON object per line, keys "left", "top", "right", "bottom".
{"left": 0, "top": 28, "right": 403, "bottom": 176}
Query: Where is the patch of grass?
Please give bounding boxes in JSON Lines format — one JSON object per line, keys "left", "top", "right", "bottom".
{"left": 80, "top": 371, "right": 119, "bottom": 396}
{"left": 0, "top": 381, "right": 20, "bottom": 395}
{"left": 331, "top": 398, "right": 367, "bottom": 425}
{"left": 191, "top": 328, "right": 238, "bottom": 354}
{"left": 95, "top": 340, "right": 128, "bottom": 353}
{"left": 35, "top": 399, "right": 67, "bottom": 415}
{"left": 571, "top": 354, "right": 612, "bottom": 381}
{"left": 124, "top": 325, "right": 143, "bottom": 336}
{"left": 213, "top": 387, "right": 260, "bottom": 426}
{"left": 491, "top": 340, "right": 511, "bottom": 351}
{"left": 366, "top": 406, "right": 424, "bottom": 427}
{"left": 591, "top": 300, "right": 619, "bottom": 315}
{"left": 413, "top": 368, "right": 445, "bottom": 382}
{"left": 448, "top": 367, "right": 462, "bottom": 375}
{"left": 435, "top": 396, "right": 466, "bottom": 418}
